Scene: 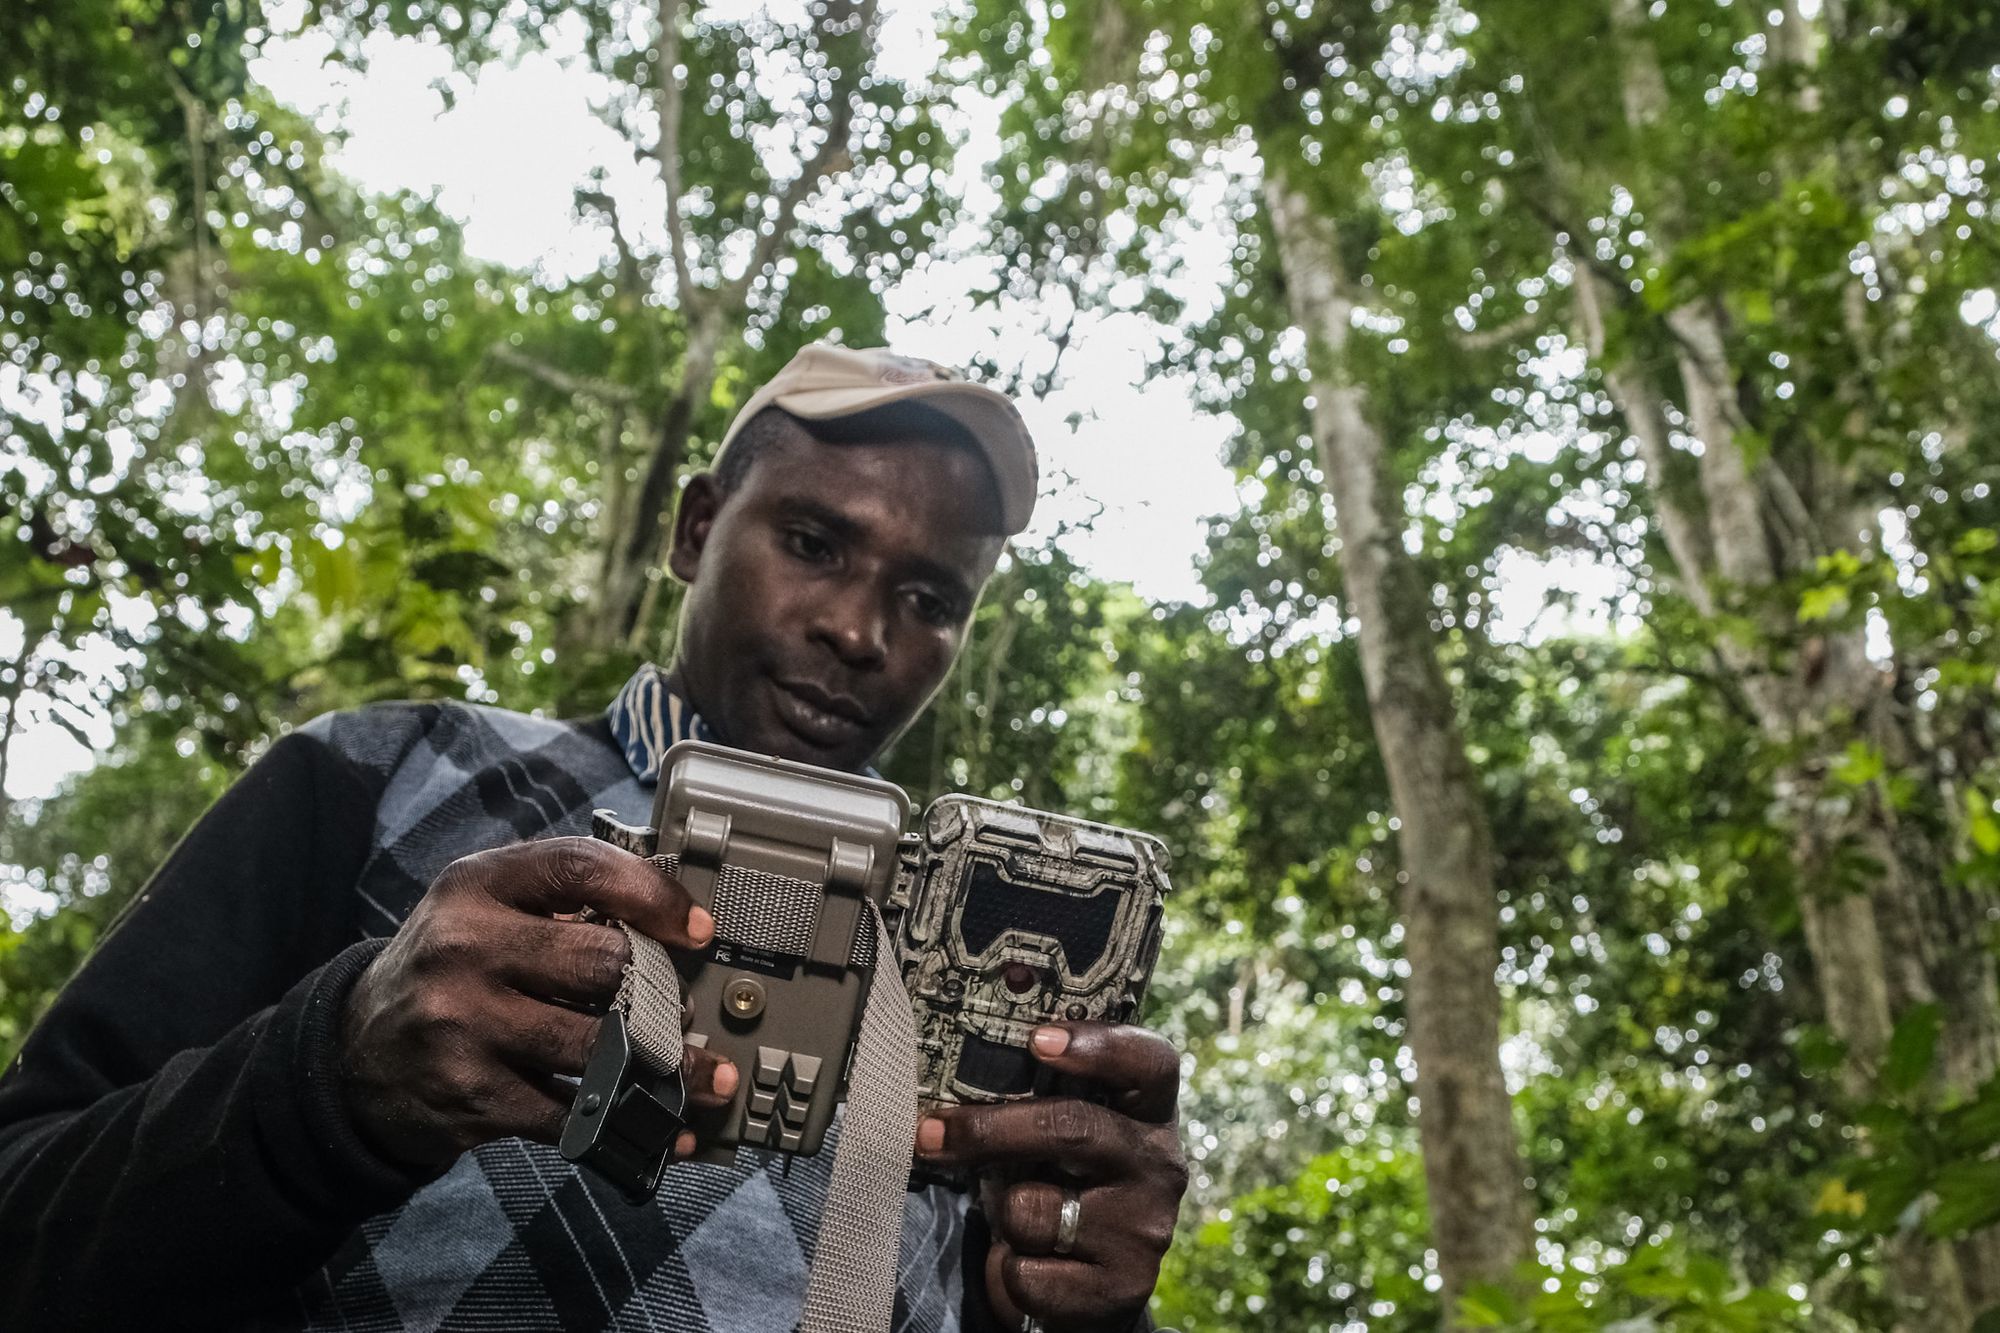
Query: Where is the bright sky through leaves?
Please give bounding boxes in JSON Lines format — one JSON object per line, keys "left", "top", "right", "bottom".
{"left": 249, "top": 0, "right": 1247, "bottom": 599}
{"left": 0, "top": 0, "right": 1628, "bottom": 804}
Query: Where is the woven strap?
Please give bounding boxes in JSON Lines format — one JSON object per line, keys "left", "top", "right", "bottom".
{"left": 712, "top": 861, "right": 824, "bottom": 956}
{"left": 612, "top": 868, "right": 916, "bottom": 1333}
{"left": 797, "top": 904, "right": 919, "bottom": 1333}
{"left": 615, "top": 921, "right": 687, "bottom": 1079}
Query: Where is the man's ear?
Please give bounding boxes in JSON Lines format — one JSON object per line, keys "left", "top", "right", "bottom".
{"left": 668, "top": 473, "right": 724, "bottom": 583}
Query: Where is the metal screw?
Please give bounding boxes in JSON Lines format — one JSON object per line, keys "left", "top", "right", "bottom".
{"left": 1065, "top": 1003, "right": 1088, "bottom": 1021}
{"left": 725, "top": 975, "right": 767, "bottom": 1019}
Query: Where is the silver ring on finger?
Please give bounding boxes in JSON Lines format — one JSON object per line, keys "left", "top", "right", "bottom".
{"left": 1053, "top": 1188, "right": 1083, "bottom": 1256}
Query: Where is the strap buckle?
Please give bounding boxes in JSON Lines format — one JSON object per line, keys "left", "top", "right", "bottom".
{"left": 559, "top": 1009, "right": 688, "bottom": 1203}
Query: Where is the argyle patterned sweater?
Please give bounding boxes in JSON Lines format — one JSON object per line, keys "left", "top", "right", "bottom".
{"left": 0, "top": 680, "right": 971, "bottom": 1331}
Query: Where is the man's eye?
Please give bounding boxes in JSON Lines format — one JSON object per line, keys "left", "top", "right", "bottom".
{"left": 909, "top": 589, "right": 956, "bottom": 627}
{"left": 784, "top": 529, "right": 834, "bottom": 563}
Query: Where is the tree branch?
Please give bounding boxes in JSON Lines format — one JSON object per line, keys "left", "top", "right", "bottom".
{"left": 654, "top": 0, "right": 699, "bottom": 313}
{"left": 1758, "top": 455, "right": 1822, "bottom": 563}
{"left": 1031, "top": 296, "right": 1082, "bottom": 399}
{"left": 715, "top": 0, "right": 881, "bottom": 314}
{"left": 489, "top": 343, "right": 640, "bottom": 404}
{"left": 1452, "top": 309, "right": 1543, "bottom": 353}
{"left": 1631, "top": 650, "right": 1765, "bottom": 729}
{"left": 577, "top": 187, "right": 653, "bottom": 301}
{"left": 0, "top": 633, "right": 34, "bottom": 822}
{"left": 163, "top": 67, "right": 212, "bottom": 330}
{"left": 1569, "top": 254, "right": 1717, "bottom": 606}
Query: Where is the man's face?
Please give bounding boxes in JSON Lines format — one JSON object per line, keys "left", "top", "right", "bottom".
{"left": 667, "top": 421, "right": 1007, "bottom": 772}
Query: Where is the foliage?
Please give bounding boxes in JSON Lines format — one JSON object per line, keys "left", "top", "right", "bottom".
{"left": 941, "top": 0, "right": 2000, "bottom": 1324}
{"left": 1153, "top": 1144, "right": 1440, "bottom": 1330}
{"left": 5, "top": 0, "right": 2000, "bottom": 1329}
{"left": 1462, "top": 1243, "right": 1807, "bottom": 1333}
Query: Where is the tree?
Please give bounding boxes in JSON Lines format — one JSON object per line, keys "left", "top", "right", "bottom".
{"left": 949, "top": 0, "right": 2000, "bottom": 1326}
{"left": 3, "top": 0, "right": 270, "bottom": 808}
{"left": 1261, "top": 166, "right": 1533, "bottom": 1310}
{"left": 949, "top": 0, "right": 1541, "bottom": 1308}
{"left": 9, "top": 1, "right": 2000, "bottom": 1327}
{"left": 1463, "top": 0, "right": 2000, "bottom": 1318}
{"left": 1, "top": 0, "right": 962, "bottom": 1045}
{"left": 301, "top": 0, "right": 956, "bottom": 662}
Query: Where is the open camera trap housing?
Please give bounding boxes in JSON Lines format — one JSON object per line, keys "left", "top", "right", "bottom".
{"left": 561, "top": 740, "right": 1171, "bottom": 1196}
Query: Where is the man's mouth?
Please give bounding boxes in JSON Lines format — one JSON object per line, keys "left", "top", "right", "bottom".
{"left": 769, "top": 678, "right": 871, "bottom": 750}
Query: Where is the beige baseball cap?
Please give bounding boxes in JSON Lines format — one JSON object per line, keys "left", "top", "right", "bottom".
{"left": 713, "top": 344, "right": 1039, "bottom": 535}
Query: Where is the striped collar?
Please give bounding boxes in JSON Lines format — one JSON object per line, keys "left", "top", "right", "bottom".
{"left": 604, "top": 662, "right": 712, "bottom": 784}
{"left": 604, "top": 662, "right": 885, "bottom": 783}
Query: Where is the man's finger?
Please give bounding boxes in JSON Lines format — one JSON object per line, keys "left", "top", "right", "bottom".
{"left": 465, "top": 838, "right": 714, "bottom": 950}
{"left": 488, "top": 992, "right": 600, "bottom": 1075}
{"left": 680, "top": 1042, "right": 739, "bottom": 1108}
{"left": 1027, "top": 1022, "right": 1180, "bottom": 1124}
{"left": 998, "top": 1250, "right": 1131, "bottom": 1328}
{"left": 498, "top": 1068, "right": 583, "bottom": 1147}
{"left": 983, "top": 1243, "right": 1030, "bottom": 1332}
{"left": 492, "top": 914, "right": 633, "bottom": 1007}
{"left": 915, "top": 1099, "right": 1138, "bottom": 1179}
{"left": 993, "top": 1180, "right": 1102, "bottom": 1261}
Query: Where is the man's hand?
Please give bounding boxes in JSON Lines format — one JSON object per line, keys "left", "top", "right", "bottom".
{"left": 340, "top": 837, "right": 738, "bottom": 1169}
{"left": 915, "top": 1023, "right": 1187, "bottom": 1332}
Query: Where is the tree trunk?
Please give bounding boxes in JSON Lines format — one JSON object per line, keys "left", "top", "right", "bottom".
{"left": 1570, "top": 268, "right": 1714, "bottom": 613}
{"left": 1580, "top": 278, "right": 1999, "bottom": 1333}
{"left": 583, "top": 316, "right": 720, "bottom": 655}
{"left": 0, "top": 631, "right": 33, "bottom": 821}
{"left": 555, "top": 0, "right": 881, "bottom": 661}
{"left": 1265, "top": 167, "right": 1532, "bottom": 1318}
{"left": 1564, "top": 7, "right": 2000, "bottom": 1323}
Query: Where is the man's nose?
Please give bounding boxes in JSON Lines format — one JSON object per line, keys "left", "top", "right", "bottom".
{"left": 810, "top": 579, "right": 889, "bottom": 669}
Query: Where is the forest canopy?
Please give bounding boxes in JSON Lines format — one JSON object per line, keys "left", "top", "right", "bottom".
{"left": 3, "top": 0, "right": 1999, "bottom": 1328}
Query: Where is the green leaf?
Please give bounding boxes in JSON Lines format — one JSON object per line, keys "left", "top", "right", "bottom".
{"left": 1796, "top": 1026, "right": 1847, "bottom": 1075}
{"left": 1798, "top": 585, "right": 1850, "bottom": 623}
{"left": 1831, "top": 742, "right": 1884, "bottom": 787}
{"left": 1883, "top": 1003, "right": 1943, "bottom": 1095}
{"left": 1455, "top": 1284, "right": 1516, "bottom": 1326}
{"left": 1813, "top": 1177, "right": 1868, "bottom": 1219}
{"left": 1968, "top": 791, "right": 2000, "bottom": 856}
{"left": 305, "top": 538, "right": 362, "bottom": 614}
{"left": 1927, "top": 1159, "right": 2000, "bottom": 1238}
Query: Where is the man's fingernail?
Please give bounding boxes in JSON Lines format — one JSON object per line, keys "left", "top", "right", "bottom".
{"left": 916, "top": 1117, "right": 946, "bottom": 1155}
{"left": 689, "top": 907, "right": 715, "bottom": 943}
{"left": 1031, "top": 1027, "right": 1070, "bottom": 1057}
{"left": 713, "top": 1062, "right": 738, "bottom": 1096}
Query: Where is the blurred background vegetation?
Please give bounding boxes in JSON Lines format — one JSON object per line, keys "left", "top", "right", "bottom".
{"left": 4, "top": 0, "right": 1999, "bottom": 1328}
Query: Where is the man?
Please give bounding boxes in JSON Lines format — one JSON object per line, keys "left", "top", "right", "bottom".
{"left": 0, "top": 345, "right": 1187, "bottom": 1332}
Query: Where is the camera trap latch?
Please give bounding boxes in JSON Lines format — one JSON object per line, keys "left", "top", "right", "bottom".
{"left": 560, "top": 1007, "right": 688, "bottom": 1203}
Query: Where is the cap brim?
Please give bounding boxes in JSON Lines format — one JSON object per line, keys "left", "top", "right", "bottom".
{"left": 771, "top": 380, "right": 1039, "bottom": 536}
